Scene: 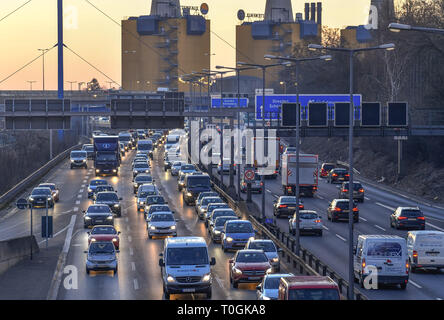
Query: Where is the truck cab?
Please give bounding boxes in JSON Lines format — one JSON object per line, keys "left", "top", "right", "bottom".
{"left": 93, "top": 135, "right": 120, "bottom": 176}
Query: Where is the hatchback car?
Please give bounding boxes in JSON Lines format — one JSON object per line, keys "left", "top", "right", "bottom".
{"left": 222, "top": 220, "right": 256, "bottom": 252}
{"left": 229, "top": 250, "right": 272, "bottom": 288}
{"left": 390, "top": 207, "right": 425, "bottom": 230}
{"left": 197, "top": 196, "right": 223, "bottom": 220}
{"left": 92, "top": 185, "right": 116, "bottom": 201}
{"left": 205, "top": 203, "right": 230, "bottom": 226}
{"left": 170, "top": 161, "right": 186, "bottom": 176}
{"left": 273, "top": 196, "right": 304, "bottom": 218}
{"left": 338, "top": 182, "right": 365, "bottom": 202}
{"left": 178, "top": 164, "right": 196, "bottom": 177}
{"left": 145, "top": 195, "right": 166, "bottom": 207}
{"left": 246, "top": 239, "right": 282, "bottom": 271}
{"left": 289, "top": 210, "right": 323, "bottom": 236}
{"left": 88, "top": 225, "right": 121, "bottom": 249}
{"left": 83, "top": 204, "right": 114, "bottom": 228}
{"left": 144, "top": 204, "right": 173, "bottom": 220}
{"left": 327, "top": 199, "right": 359, "bottom": 223}
{"left": 147, "top": 212, "right": 177, "bottom": 238}
{"left": 195, "top": 191, "right": 219, "bottom": 207}
{"left": 38, "top": 183, "right": 60, "bottom": 202}
{"left": 136, "top": 184, "right": 160, "bottom": 211}
{"left": 177, "top": 173, "right": 186, "bottom": 191}
{"left": 327, "top": 168, "right": 349, "bottom": 184}
{"left": 85, "top": 241, "right": 118, "bottom": 275}
{"left": 28, "top": 187, "right": 54, "bottom": 208}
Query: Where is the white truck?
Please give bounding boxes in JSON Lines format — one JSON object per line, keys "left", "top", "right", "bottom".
{"left": 281, "top": 153, "right": 318, "bottom": 197}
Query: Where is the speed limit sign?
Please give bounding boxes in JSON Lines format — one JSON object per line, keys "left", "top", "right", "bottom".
{"left": 244, "top": 169, "right": 255, "bottom": 182}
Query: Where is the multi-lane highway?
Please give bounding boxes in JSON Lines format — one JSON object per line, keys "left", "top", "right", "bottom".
{"left": 208, "top": 154, "right": 444, "bottom": 300}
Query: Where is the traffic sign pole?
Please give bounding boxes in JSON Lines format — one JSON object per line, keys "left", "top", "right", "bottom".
{"left": 30, "top": 204, "right": 33, "bottom": 260}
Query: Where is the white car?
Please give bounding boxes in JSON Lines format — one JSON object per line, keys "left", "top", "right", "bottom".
{"left": 147, "top": 212, "right": 178, "bottom": 238}
{"left": 289, "top": 210, "right": 323, "bottom": 236}
{"left": 246, "top": 239, "right": 282, "bottom": 272}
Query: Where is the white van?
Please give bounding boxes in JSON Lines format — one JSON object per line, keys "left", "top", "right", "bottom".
{"left": 159, "top": 237, "right": 216, "bottom": 299}
{"left": 354, "top": 235, "right": 409, "bottom": 289}
{"left": 407, "top": 231, "right": 444, "bottom": 272}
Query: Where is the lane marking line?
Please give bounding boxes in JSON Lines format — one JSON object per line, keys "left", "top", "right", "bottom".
{"left": 409, "top": 280, "right": 422, "bottom": 289}
{"left": 79, "top": 189, "right": 84, "bottom": 193}
{"left": 426, "top": 222, "right": 444, "bottom": 232}
{"left": 128, "top": 236, "right": 132, "bottom": 242}
{"left": 336, "top": 234, "right": 347, "bottom": 242}
{"left": 129, "top": 247, "right": 134, "bottom": 256}
{"left": 81, "top": 184, "right": 85, "bottom": 188}
{"left": 77, "top": 195, "right": 82, "bottom": 199}
{"left": 359, "top": 217, "right": 368, "bottom": 222}
{"left": 73, "top": 207, "right": 79, "bottom": 212}
{"left": 364, "top": 197, "right": 370, "bottom": 200}
{"left": 376, "top": 202, "right": 396, "bottom": 211}
{"left": 375, "top": 225, "right": 386, "bottom": 232}
{"left": 131, "top": 262, "right": 136, "bottom": 272}
{"left": 322, "top": 226, "right": 329, "bottom": 231}
{"left": 133, "top": 279, "right": 139, "bottom": 290}
{"left": 75, "top": 200, "right": 80, "bottom": 205}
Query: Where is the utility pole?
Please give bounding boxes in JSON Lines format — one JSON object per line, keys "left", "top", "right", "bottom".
{"left": 38, "top": 48, "right": 51, "bottom": 91}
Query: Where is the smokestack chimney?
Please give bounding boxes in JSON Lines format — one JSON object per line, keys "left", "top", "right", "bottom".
{"left": 317, "top": 2, "right": 322, "bottom": 25}
{"left": 150, "top": 0, "right": 181, "bottom": 17}
{"left": 295, "top": 12, "right": 303, "bottom": 22}
{"left": 311, "top": 3, "right": 316, "bottom": 21}
{"left": 264, "top": 0, "right": 294, "bottom": 22}
{"left": 305, "top": 3, "right": 310, "bottom": 20}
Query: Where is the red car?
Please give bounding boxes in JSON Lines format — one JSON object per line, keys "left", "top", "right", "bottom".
{"left": 88, "top": 225, "right": 121, "bottom": 249}
{"left": 229, "top": 250, "right": 272, "bottom": 288}
{"left": 320, "top": 163, "right": 335, "bottom": 178}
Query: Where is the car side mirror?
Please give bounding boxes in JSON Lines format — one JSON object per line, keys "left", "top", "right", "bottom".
{"left": 87, "top": 232, "right": 90, "bottom": 235}
{"left": 228, "top": 258, "right": 233, "bottom": 264}
{"left": 118, "top": 231, "right": 121, "bottom": 235}
{"left": 175, "top": 219, "right": 179, "bottom": 222}
{"left": 84, "top": 250, "right": 88, "bottom": 254}
{"left": 278, "top": 248, "right": 283, "bottom": 253}
{"left": 119, "top": 198, "right": 123, "bottom": 201}
{"left": 116, "top": 250, "right": 120, "bottom": 253}
{"left": 159, "top": 258, "right": 165, "bottom": 267}
{"left": 210, "top": 257, "right": 216, "bottom": 266}
{"left": 256, "top": 284, "right": 262, "bottom": 291}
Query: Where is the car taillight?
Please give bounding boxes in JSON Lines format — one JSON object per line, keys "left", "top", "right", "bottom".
{"left": 315, "top": 219, "right": 321, "bottom": 223}
{"left": 279, "top": 205, "right": 288, "bottom": 208}
{"left": 398, "top": 216, "right": 407, "bottom": 220}
{"left": 359, "top": 188, "right": 364, "bottom": 193}
{"left": 417, "top": 216, "right": 425, "bottom": 221}
{"left": 352, "top": 207, "right": 358, "bottom": 212}
{"left": 343, "top": 189, "right": 348, "bottom": 193}
{"left": 260, "top": 182, "right": 264, "bottom": 186}
{"left": 413, "top": 250, "right": 418, "bottom": 258}
{"left": 332, "top": 173, "right": 338, "bottom": 177}
{"left": 406, "top": 259, "right": 410, "bottom": 274}
{"left": 362, "top": 258, "right": 366, "bottom": 272}
{"left": 299, "top": 205, "right": 304, "bottom": 209}
{"left": 335, "top": 207, "right": 342, "bottom": 212}
{"left": 345, "top": 174, "right": 350, "bottom": 177}
{"left": 313, "top": 186, "right": 318, "bottom": 190}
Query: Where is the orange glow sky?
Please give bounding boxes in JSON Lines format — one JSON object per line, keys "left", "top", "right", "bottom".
{"left": 0, "top": 0, "right": 388, "bottom": 90}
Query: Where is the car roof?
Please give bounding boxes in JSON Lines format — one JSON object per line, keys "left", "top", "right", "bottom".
{"left": 281, "top": 276, "right": 338, "bottom": 288}
{"left": 299, "top": 210, "right": 318, "bottom": 214}
{"left": 237, "top": 249, "right": 265, "bottom": 254}
{"left": 33, "top": 187, "right": 51, "bottom": 191}
{"left": 226, "top": 220, "right": 250, "bottom": 225}
{"left": 89, "top": 179, "right": 107, "bottom": 184}
{"left": 39, "top": 183, "right": 55, "bottom": 187}
{"left": 397, "top": 207, "right": 421, "bottom": 211}
{"left": 88, "top": 204, "right": 110, "bottom": 209}
{"left": 165, "top": 236, "right": 207, "bottom": 248}
{"left": 358, "top": 234, "right": 404, "bottom": 240}
{"left": 97, "top": 191, "right": 116, "bottom": 195}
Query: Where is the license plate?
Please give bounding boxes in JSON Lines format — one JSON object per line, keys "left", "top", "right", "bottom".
{"left": 426, "top": 252, "right": 439, "bottom": 256}
{"left": 339, "top": 178, "right": 344, "bottom": 180}
{"left": 248, "top": 277, "right": 260, "bottom": 281}
{"left": 182, "top": 288, "right": 195, "bottom": 293}
{"left": 288, "top": 207, "right": 296, "bottom": 210}
{"left": 96, "top": 220, "right": 103, "bottom": 223}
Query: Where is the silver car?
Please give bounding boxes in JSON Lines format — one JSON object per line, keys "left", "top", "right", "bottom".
{"left": 246, "top": 239, "right": 282, "bottom": 272}
{"left": 147, "top": 212, "right": 177, "bottom": 239}
{"left": 170, "top": 161, "right": 186, "bottom": 176}
{"left": 136, "top": 184, "right": 159, "bottom": 211}
{"left": 85, "top": 241, "right": 118, "bottom": 275}
{"left": 256, "top": 274, "right": 293, "bottom": 300}
{"left": 196, "top": 196, "right": 223, "bottom": 220}
{"left": 289, "top": 210, "right": 323, "bottom": 236}
{"left": 133, "top": 162, "right": 151, "bottom": 178}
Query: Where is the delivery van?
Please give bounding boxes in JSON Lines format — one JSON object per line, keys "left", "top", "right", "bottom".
{"left": 407, "top": 231, "right": 444, "bottom": 272}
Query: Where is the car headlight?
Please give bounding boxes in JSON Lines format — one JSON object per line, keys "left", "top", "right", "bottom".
{"left": 134, "top": 183, "right": 138, "bottom": 187}
{"left": 112, "top": 238, "right": 118, "bottom": 242}
{"left": 266, "top": 267, "right": 273, "bottom": 274}
{"left": 145, "top": 170, "right": 150, "bottom": 173}
{"left": 107, "top": 216, "right": 113, "bottom": 220}
{"left": 139, "top": 201, "right": 144, "bottom": 205}
{"left": 70, "top": 159, "right": 74, "bottom": 162}
{"left": 150, "top": 226, "right": 156, "bottom": 230}
{"left": 167, "top": 275, "right": 175, "bottom": 283}
{"left": 85, "top": 216, "right": 91, "bottom": 220}
{"left": 114, "top": 204, "right": 120, "bottom": 208}
{"left": 170, "top": 225, "right": 176, "bottom": 230}
{"left": 29, "top": 197, "right": 34, "bottom": 201}
{"left": 271, "top": 257, "right": 279, "bottom": 263}
{"left": 186, "top": 192, "right": 192, "bottom": 197}
{"left": 202, "top": 273, "right": 211, "bottom": 282}
{"left": 226, "top": 237, "right": 233, "bottom": 242}
{"left": 88, "top": 188, "right": 92, "bottom": 192}
{"left": 214, "top": 230, "right": 221, "bottom": 235}
{"left": 261, "top": 295, "right": 271, "bottom": 300}
{"left": 90, "top": 238, "right": 96, "bottom": 242}
{"left": 47, "top": 197, "right": 52, "bottom": 201}
{"left": 249, "top": 237, "right": 255, "bottom": 241}
{"left": 82, "top": 159, "right": 86, "bottom": 162}
{"left": 96, "top": 169, "right": 100, "bottom": 172}
{"left": 233, "top": 267, "right": 242, "bottom": 275}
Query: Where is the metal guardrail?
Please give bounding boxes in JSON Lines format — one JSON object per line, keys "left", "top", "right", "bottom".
{"left": 209, "top": 173, "right": 368, "bottom": 300}
{"left": 0, "top": 144, "right": 82, "bottom": 210}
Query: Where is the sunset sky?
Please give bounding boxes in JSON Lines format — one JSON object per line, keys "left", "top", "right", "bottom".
{"left": 0, "top": 0, "right": 385, "bottom": 90}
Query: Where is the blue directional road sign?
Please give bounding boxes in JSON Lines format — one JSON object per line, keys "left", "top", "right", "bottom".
{"left": 255, "top": 94, "right": 362, "bottom": 121}
{"left": 211, "top": 97, "right": 249, "bottom": 108}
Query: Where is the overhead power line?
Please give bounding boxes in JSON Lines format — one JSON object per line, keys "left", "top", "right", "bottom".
{"left": 0, "top": 0, "right": 33, "bottom": 24}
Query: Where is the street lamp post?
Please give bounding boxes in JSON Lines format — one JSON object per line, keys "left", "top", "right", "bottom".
{"left": 389, "top": 23, "right": 444, "bottom": 34}
{"left": 67, "top": 81, "right": 77, "bottom": 91}
{"left": 26, "top": 81, "right": 37, "bottom": 91}
{"left": 264, "top": 54, "right": 332, "bottom": 256}
{"left": 308, "top": 42, "right": 395, "bottom": 300}
{"left": 237, "top": 61, "right": 291, "bottom": 222}
{"left": 38, "top": 48, "right": 51, "bottom": 91}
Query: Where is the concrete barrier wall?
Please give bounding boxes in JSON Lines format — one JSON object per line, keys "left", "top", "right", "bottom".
{"left": 0, "top": 235, "right": 39, "bottom": 275}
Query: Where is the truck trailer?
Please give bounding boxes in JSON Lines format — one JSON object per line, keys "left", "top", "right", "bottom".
{"left": 282, "top": 153, "right": 318, "bottom": 197}
{"left": 93, "top": 135, "right": 120, "bottom": 176}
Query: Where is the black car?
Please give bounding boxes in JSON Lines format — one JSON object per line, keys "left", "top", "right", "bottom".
{"left": 338, "top": 182, "right": 365, "bottom": 202}
{"left": 273, "top": 196, "right": 304, "bottom": 218}
{"left": 390, "top": 207, "right": 425, "bottom": 230}
{"left": 94, "top": 192, "right": 122, "bottom": 216}
{"left": 133, "top": 174, "right": 154, "bottom": 193}
{"left": 183, "top": 174, "right": 212, "bottom": 205}
{"left": 28, "top": 187, "right": 54, "bottom": 208}
{"left": 83, "top": 204, "right": 114, "bottom": 228}
{"left": 327, "top": 199, "right": 359, "bottom": 223}
{"left": 327, "top": 168, "right": 349, "bottom": 184}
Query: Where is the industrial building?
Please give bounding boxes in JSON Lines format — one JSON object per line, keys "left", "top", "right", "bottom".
{"left": 121, "top": 0, "right": 210, "bottom": 92}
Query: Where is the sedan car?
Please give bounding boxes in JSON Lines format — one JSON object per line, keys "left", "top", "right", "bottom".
{"left": 147, "top": 212, "right": 177, "bottom": 239}
{"left": 256, "top": 273, "right": 293, "bottom": 300}
{"left": 327, "top": 168, "right": 350, "bottom": 184}
{"left": 28, "top": 187, "right": 54, "bottom": 208}
{"left": 38, "top": 183, "right": 60, "bottom": 202}
{"left": 87, "top": 179, "right": 108, "bottom": 198}
{"left": 145, "top": 195, "right": 166, "bottom": 207}
{"left": 81, "top": 144, "right": 95, "bottom": 159}
{"left": 133, "top": 162, "right": 151, "bottom": 178}
{"left": 197, "top": 196, "right": 223, "bottom": 220}
{"left": 327, "top": 199, "right": 359, "bottom": 223}
{"left": 195, "top": 191, "right": 219, "bottom": 207}
{"left": 289, "top": 210, "right": 323, "bottom": 236}
{"left": 210, "top": 216, "right": 239, "bottom": 243}
{"left": 85, "top": 241, "right": 118, "bottom": 275}
{"left": 88, "top": 225, "right": 121, "bottom": 250}
{"left": 177, "top": 173, "right": 186, "bottom": 191}
{"left": 83, "top": 204, "right": 114, "bottom": 228}
{"left": 94, "top": 192, "right": 122, "bottom": 216}
{"left": 390, "top": 207, "right": 425, "bottom": 230}
{"left": 178, "top": 164, "right": 196, "bottom": 177}
{"left": 273, "top": 196, "right": 304, "bottom": 218}
{"left": 229, "top": 250, "right": 272, "bottom": 288}
{"left": 246, "top": 239, "right": 282, "bottom": 272}
{"left": 133, "top": 174, "right": 154, "bottom": 193}
{"left": 338, "top": 182, "right": 365, "bottom": 202}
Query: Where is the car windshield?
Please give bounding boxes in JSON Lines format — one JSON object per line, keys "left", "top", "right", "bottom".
{"left": 226, "top": 222, "right": 253, "bottom": 233}
{"left": 202, "top": 198, "right": 221, "bottom": 206}
{"left": 300, "top": 212, "right": 318, "bottom": 219}
{"left": 71, "top": 151, "right": 86, "bottom": 157}
{"left": 199, "top": 192, "right": 218, "bottom": 200}
{"left": 215, "top": 217, "right": 237, "bottom": 227}
{"left": 264, "top": 277, "right": 282, "bottom": 289}
{"left": 90, "top": 180, "right": 107, "bottom": 186}
{"left": 96, "top": 193, "right": 118, "bottom": 201}
{"left": 188, "top": 177, "right": 211, "bottom": 188}
{"left": 248, "top": 241, "right": 276, "bottom": 252}
{"left": 236, "top": 252, "right": 268, "bottom": 263}
{"left": 136, "top": 176, "right": 153, "bottom": 183}
{"left": 135, "top": 163, "right": 149, "bottom": 168}
{"left": 208, "top": 204, "right": 228, "bottom": 211}
{"left": 288, "top": 288, "right": 340, "bottom": 300}
{"left": 87, "top": 206, "right": 111, "bottom": 214}
{"left": 181, "top": 165, "right": 194, "bottom": 171}
{"left": 32, "top": 188, "right": 51, "bottom": 195}
{"left": 151, "top": 214, "right": 174, "bottom": 222}
{"left": 343, "top": 183, "right": 362, "bottom": 191}
{"left": 366, "top": 241, "right": 402, "bottom": 258}
{"left": 335, "top": 201, "right": 356, "bottom": 209}
{"left": 213, "top": 211, "right": 236, "bottom": 220}
{"left": 166, "top": 247, "right": 209, "bottom": 266}
{"left": 91, "top": 227, "right": 116, "bottom": 235}
{"left": 146, "top": 196, "right": 165, "bottom": 205}
{"left": 280, "top": 197, "right": 298, "bottom": 204}
{"left": 83, "top": 146, "right": 94, "bottom": 151}
{"left": 119, "top": 136, "right": 131, "bottom": 142}
{"left": 96, "top": 153, "right": 117, "bottom": 161}
{"left": 138, "top": 144, "right": 152, "bottom": 151}
{"left": 89, "top": 242, "right": 115, "bottom": 255}
{"left": 149, "top": 205, "right": 170, "bottom": 212}
{"left": 40, "top": 184, "right": 55, "bottom": 191}
{"left": 401, "top": 210, "right": 423, "bottom": 217}
{"left": 334, "top": 169, "right": 347, "bottom": 174}
{"left": 323, "top": 164, "right": 335, "bottom": 171}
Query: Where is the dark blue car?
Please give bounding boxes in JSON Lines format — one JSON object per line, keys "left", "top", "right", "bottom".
{"left": 222, "top": 220, "right": 256, "bottom": 252}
